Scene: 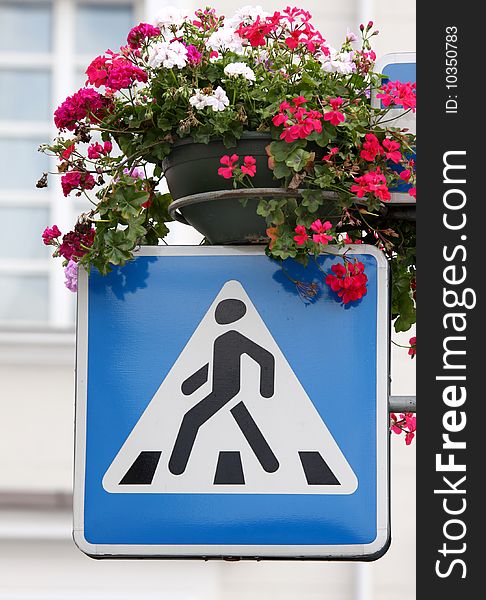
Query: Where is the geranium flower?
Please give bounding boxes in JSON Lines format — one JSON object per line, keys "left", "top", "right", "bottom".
{"left": 64, "top": 259, "right": 78, "bottom": 293}
{"left": 241, "top": 156, "right": 257, "bottom": 177}
{"left": 324, "top": 97, "right": 345, "bottom": 126}
{"left": 148, "top": 40, "right": 188, "bottom": 69}
{"left": 206, "top": 86, "right": 230, "bottom": 112}
{"left": 382, "top": 138, "right": 402, "bottom": 163}
{"left": 218, "top": 154, "right": 239, "bottom": 179}
{"left": 42, "top": 225, "right": 62, "bottom": 245}
{"left": 224, "top": 62, "right": 256, "bottom": 81}
{"left": 293, "top": 225, "right": 309, "bottom": 246}
{"left": 310, "top": 219, "right": 333, "bottom": 245}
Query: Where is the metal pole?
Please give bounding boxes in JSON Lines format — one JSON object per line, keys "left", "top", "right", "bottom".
{"left": 389, "top": 395, "right": 416, "bottom": 413}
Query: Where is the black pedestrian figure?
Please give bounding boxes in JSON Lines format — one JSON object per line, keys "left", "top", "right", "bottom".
{"left": 168, "top": 298, "right": 279, "bottom": 477}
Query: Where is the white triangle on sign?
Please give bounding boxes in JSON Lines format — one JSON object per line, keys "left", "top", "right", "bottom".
{"left": 102, "top": 280, "right": 358, "bottom": 495}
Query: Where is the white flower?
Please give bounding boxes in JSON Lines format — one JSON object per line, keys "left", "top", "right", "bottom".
{"left": 153, "top": 6, "right": 189, "bottom": 28}
{"left": 189, "top": 90, "right": 211, "bottom": 110}
{"left": 148, "top": 40, "right": 188, "bottom": 69}
{"left": 318, "top": 48, "right": 356, "bottom": 75}
{"left": 207, "top": 27, "right": 245, "bottom": 54}
{"left": 206, "top": 86, "right": 230, "bottom": 112}
{"left": 224, "top": 62, "right": 256, "bottom": 82}
{"left": 225, "top": 5, "right": 270, "bottom": 27}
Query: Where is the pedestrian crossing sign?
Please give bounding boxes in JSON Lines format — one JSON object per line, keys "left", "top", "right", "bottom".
{"left": 74, "top": 246, "right": 390, "bottom": 559}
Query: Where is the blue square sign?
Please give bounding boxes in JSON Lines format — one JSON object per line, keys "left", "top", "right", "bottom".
{"left": 74, "top": 245, "right": 389, "bottom": 559}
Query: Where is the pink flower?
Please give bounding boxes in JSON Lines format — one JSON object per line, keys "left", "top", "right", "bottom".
{"left": 310, "top": 219, "right": 333, "bottom": 245}
{"left": 405, "top": 431, "right": 415, "bottom": 445}
{"left": 42, "top": 225, "right": 62, "bottom": 245}
{"left": 241, "top": 155, "right": 257, "bottom": 177}
{"left": 377, "top": 81, "right": 417, "bottom": 112}
{"left": 87, "top": 141, "right": 112, "bottom": 159}
{"left": 382, "top": 138, "right": 402, "bottom": 163}
{"left": 123, "top": 167, "right": 144, "bottom": 179}
{"left": 408, "top": 336, "right": 416, "bottom": 358}
{"left": 54, "top": 88, "right": 110, "bottom": 131}
{"left": 86, "top": 53, "right": 147, "bottom": 92}
{"left": 323, "top": 97, "right": 345, "bottom": 126}
{"left": 400, "top": 169, "right": 411, "bottom": 182}
{"left": 409, "top": 187, "right": 416, "bottom": 199}
{"left": 61, "top": 171, "right": 96, "bottom": 196}
{"left": 123, "top": 167, "right": 145, "bottom": 179}
{"left": 127, "top": 22, "right": 160, "bottom": 49}
{"left": 351, "top": 168, "right": 391, "bottom": 201}
{"left": 218, "top": 154, "right": 239, "bottom": 179}
{"left": 360, "top": 133, "right": 384, "bottom": 162}
{"left": 293, "top": 225, "right": 309, "bottom": 246}
{"left": 64, "top": 259, "right": 78, "bottom": 293}
{"left": 185, "top": 44, "right": 203, "bottom": 65}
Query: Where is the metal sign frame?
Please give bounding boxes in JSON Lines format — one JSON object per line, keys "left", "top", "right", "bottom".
{"left": 73, "top": 245, "right": 389, "bottom": 560}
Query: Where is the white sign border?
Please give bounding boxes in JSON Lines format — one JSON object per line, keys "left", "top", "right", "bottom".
{"left": 73, "top": 245, "right": 389, "bottom": 560}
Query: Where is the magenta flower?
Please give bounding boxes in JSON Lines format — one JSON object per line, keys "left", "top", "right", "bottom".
{"left": 54, "top": 88, "right": 110, "bottom": 131}
{"left": 127, "top": 23, "right": 161, "bottom": 49}
{"left": 61, "top": 171, "right": 96, "bottom": 197}
{"left": 42, "top": 225, "right": 62, "bottom": 245}
{"left": 185, "top": 44, "right": 203, "bottom": 65}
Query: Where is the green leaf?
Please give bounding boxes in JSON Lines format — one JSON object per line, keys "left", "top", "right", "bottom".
{"left": 301, "top": 189, "right": 324, "bottom": 213}
{"left": 103, "top": 229, "right": 134, "bottom": 266}
{"left": 285, "top": 148, "right": 311, "bottom": 172}
{"left": 272, "top": 161, "right": 291, "bottom": 179}
{"left": 269, "top": 139, "right": 306, "bottom": 162}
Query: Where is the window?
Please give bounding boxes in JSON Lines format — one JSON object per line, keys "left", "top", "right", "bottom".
{"left": 0, "top": 0, "right": 139, "bottom": 329}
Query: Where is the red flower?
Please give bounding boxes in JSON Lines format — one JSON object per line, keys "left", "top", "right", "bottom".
{"left": 310, "top": 219, "right": 333, "bottom": 245}
{"left": 58, "top": 223, "right": 95, "bottom": 261}
{"left": 382, "top": 138, "right": 402, "bottom": 164}
{"left": 325, "top": 259, "right": 368, "bottom": 304}
{"left": 217, "top": 154, "right": 239, "bottom": 179}
{"left": 323, "top": 97, "right": 345, "bottom": 127}
{"left": 408, "top": 336, "right": 416, "bottom": 358}
{"left": 61, "top": 144, "right": 76, "bottom": 161}
{"left": 409, "top": 187, "right": 416, "bottom": 199}
{"left": 400, "top": 169, "right": 411, "bottom": 182}
{"left": 241, "top": 155, "right": 257, "bottom": 177}
{"left": 377, "top": 81, "right": 416, "bottom": 112}
{"left": 323, "top": 147, "right": 338, "bottom": 161}
{"left": 351, "top": 168, "right": 391, "bottom": 202}
{"left": 293, "top": 225, "right": 309, "bottom": 246}
{"left": 360, "top": 133, "right": 384, "bottom": 162}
